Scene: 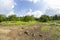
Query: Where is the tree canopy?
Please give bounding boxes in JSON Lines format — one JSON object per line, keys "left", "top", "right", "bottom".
{"left": 0, "top": 14, "right": 60, "bottom": 22}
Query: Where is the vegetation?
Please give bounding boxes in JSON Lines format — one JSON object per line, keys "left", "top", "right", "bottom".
{"left": 41, "top": 26, "right": 51, "bottom": 31}
{"left": 7, "top": 15, "right": 17, "bottom": 21}
{"left": 39, "top": 15, "right": 51, "bottom": 22}
{"left": 0, "top": 14, "right": 60, "bottom": 40}
{"left": 0, "top": 15, "right": 6, "bottom": 22}
{"left": 23, "top": 15, "right": 35, "bottom": 22}
{"left": 0, "top": 14, "right": 60, "bottom": 24}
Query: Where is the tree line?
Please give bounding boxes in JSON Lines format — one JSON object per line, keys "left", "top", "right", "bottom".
{"left": 0, "top": 14, "right": 60, "bottom": 22}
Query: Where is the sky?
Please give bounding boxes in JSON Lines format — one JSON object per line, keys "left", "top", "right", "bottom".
{"left": 0, "top": 0, "right": 60, "bottom": 18}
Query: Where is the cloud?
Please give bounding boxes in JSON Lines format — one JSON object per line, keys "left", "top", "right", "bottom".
{"left": 26, "top": 9, "right": 44, "bottom": 18}
{"left": 44, "top": 0, "right": 60, "bottom": 9}
{"left": 42, "top": 0, "right": 60, "bottom": 15}
{"left": 7, "top": 11, "right": 15, "bottom": 16}
{"left": 0, "top": 0, "right": 16, "bottom": 15}
{"left": 45, "top": 8, "right": 60, "bottom": 16}
{"left": 28, "top": 0, "right": 40, "bottom": 3}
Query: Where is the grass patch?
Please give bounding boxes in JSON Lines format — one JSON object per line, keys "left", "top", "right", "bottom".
{"left": 51, "top": 26, "right": 60, "bottom": 35}
{"left": 41, "top": 26, "right": 51, "bottom": 31}
{"left": 0, "top": 21, "right": 36, "bottom": 25}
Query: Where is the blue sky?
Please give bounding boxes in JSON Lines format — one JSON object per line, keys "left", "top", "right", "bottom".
{"left": 14, "top": 0, "right": 45, "bottom": 17}
{"left": 0, "top": 0, "right": 60, "bottom": 17}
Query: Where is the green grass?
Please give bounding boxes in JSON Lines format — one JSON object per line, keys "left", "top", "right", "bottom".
{"left": 0, "top": 21, "right": 36, "bottom": 25}
{"left": 40, "top": 25, "right": 60, "bottom": 38}
{"left": 51, "top": 26, "right": 60, "bottom": 34}
{"left": 41, "top": 26, "right": 51, "bottom": 31}
{"left": 39, "top": 21, "right": 57, "bottom": 24}
{"left": 0, "top": 20, "right": 60, "bottom": 25}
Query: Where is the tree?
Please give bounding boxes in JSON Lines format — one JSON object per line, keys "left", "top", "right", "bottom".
{"left": 23, "top": 15, "right": 35, "bottom": 22}
{"left": 8, "top": 15, "right": 17, "bottom": 21}
{"left": 0, "top": 14, "right": 6, "bottom": 22}
{"left": 39, "top": 15, "right": 50, "bottom": 22}
{"left": 19, "top": 17, "right": 24, "bottom": 21}
{"left": 58, "top": 15, "right": 60, "bottom": 20}
{"left": 35, "top": 18, "right": 39, "bottom": 21}
{"left": 16, "top": 17, "right": 24, "bottom": 21}
{"left": 53, "top": 15, "right": 58, "bottom": 20}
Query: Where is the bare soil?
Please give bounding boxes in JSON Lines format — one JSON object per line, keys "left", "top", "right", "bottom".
{"left": 0, "top": 24, "right": 59, "bottom": 40}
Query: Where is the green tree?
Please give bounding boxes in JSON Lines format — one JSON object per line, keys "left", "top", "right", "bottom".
{"left": 8, "top": 15, "right": 17, "bottom": 21}
{"left": 16, "top": 17, "right": 24, "bottom": 21}
{"left": 0, "top": 14, "right": 6, "bottom": 22}
{"left": 39, "top": 15, "right": 50, "bottom": 22}
{"left": 23, "top": 15, "right": 35, "bottom": 22}
{"left": 53, "top": 15, "right": 58, "bottom": 20}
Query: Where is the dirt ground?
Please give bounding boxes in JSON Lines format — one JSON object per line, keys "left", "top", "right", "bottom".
{"left": 0, "top": 24, "right": 59, "bottom": 40}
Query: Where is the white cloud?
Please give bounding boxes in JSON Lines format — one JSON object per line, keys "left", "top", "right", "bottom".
{"left": 26, "top": 9, "right": 44, "bottom": 18}
{"left": 0, "top": 0, "right": 16, "bottom": 15}
{"left": 42, "top": 0, "right": 60, "bottom": 15}
{"left": 28, "top": 0, "right": 40, "bottom": 3}
{"left": 44, "top": 0, "right": 60, "bottom": 9}
{"left": 45, "top": 8, "right": 60, "bottom": 16}
{"left": 7, "top": 11, "right": 15, "bottom": 16}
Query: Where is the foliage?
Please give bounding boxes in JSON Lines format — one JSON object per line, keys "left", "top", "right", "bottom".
{"left": 7, "top": 15, "right": 17, "bottom": 21}
{"left": 53, "top": 15, "right": 58, "bottom": 20}
{"left": 0, "top": 14, "right": 6, "bottom": 22}
{"left": 39, "top": 15, "right": 50, "bottom": 22}
{"left": 52, "top": 14, "right": 60, "bottom": 20}
{"left": 0, "top": 14, "right": 60, "bottom": 23}
{"left": 23, "top": 15, "right": 35, "bottom": 22}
